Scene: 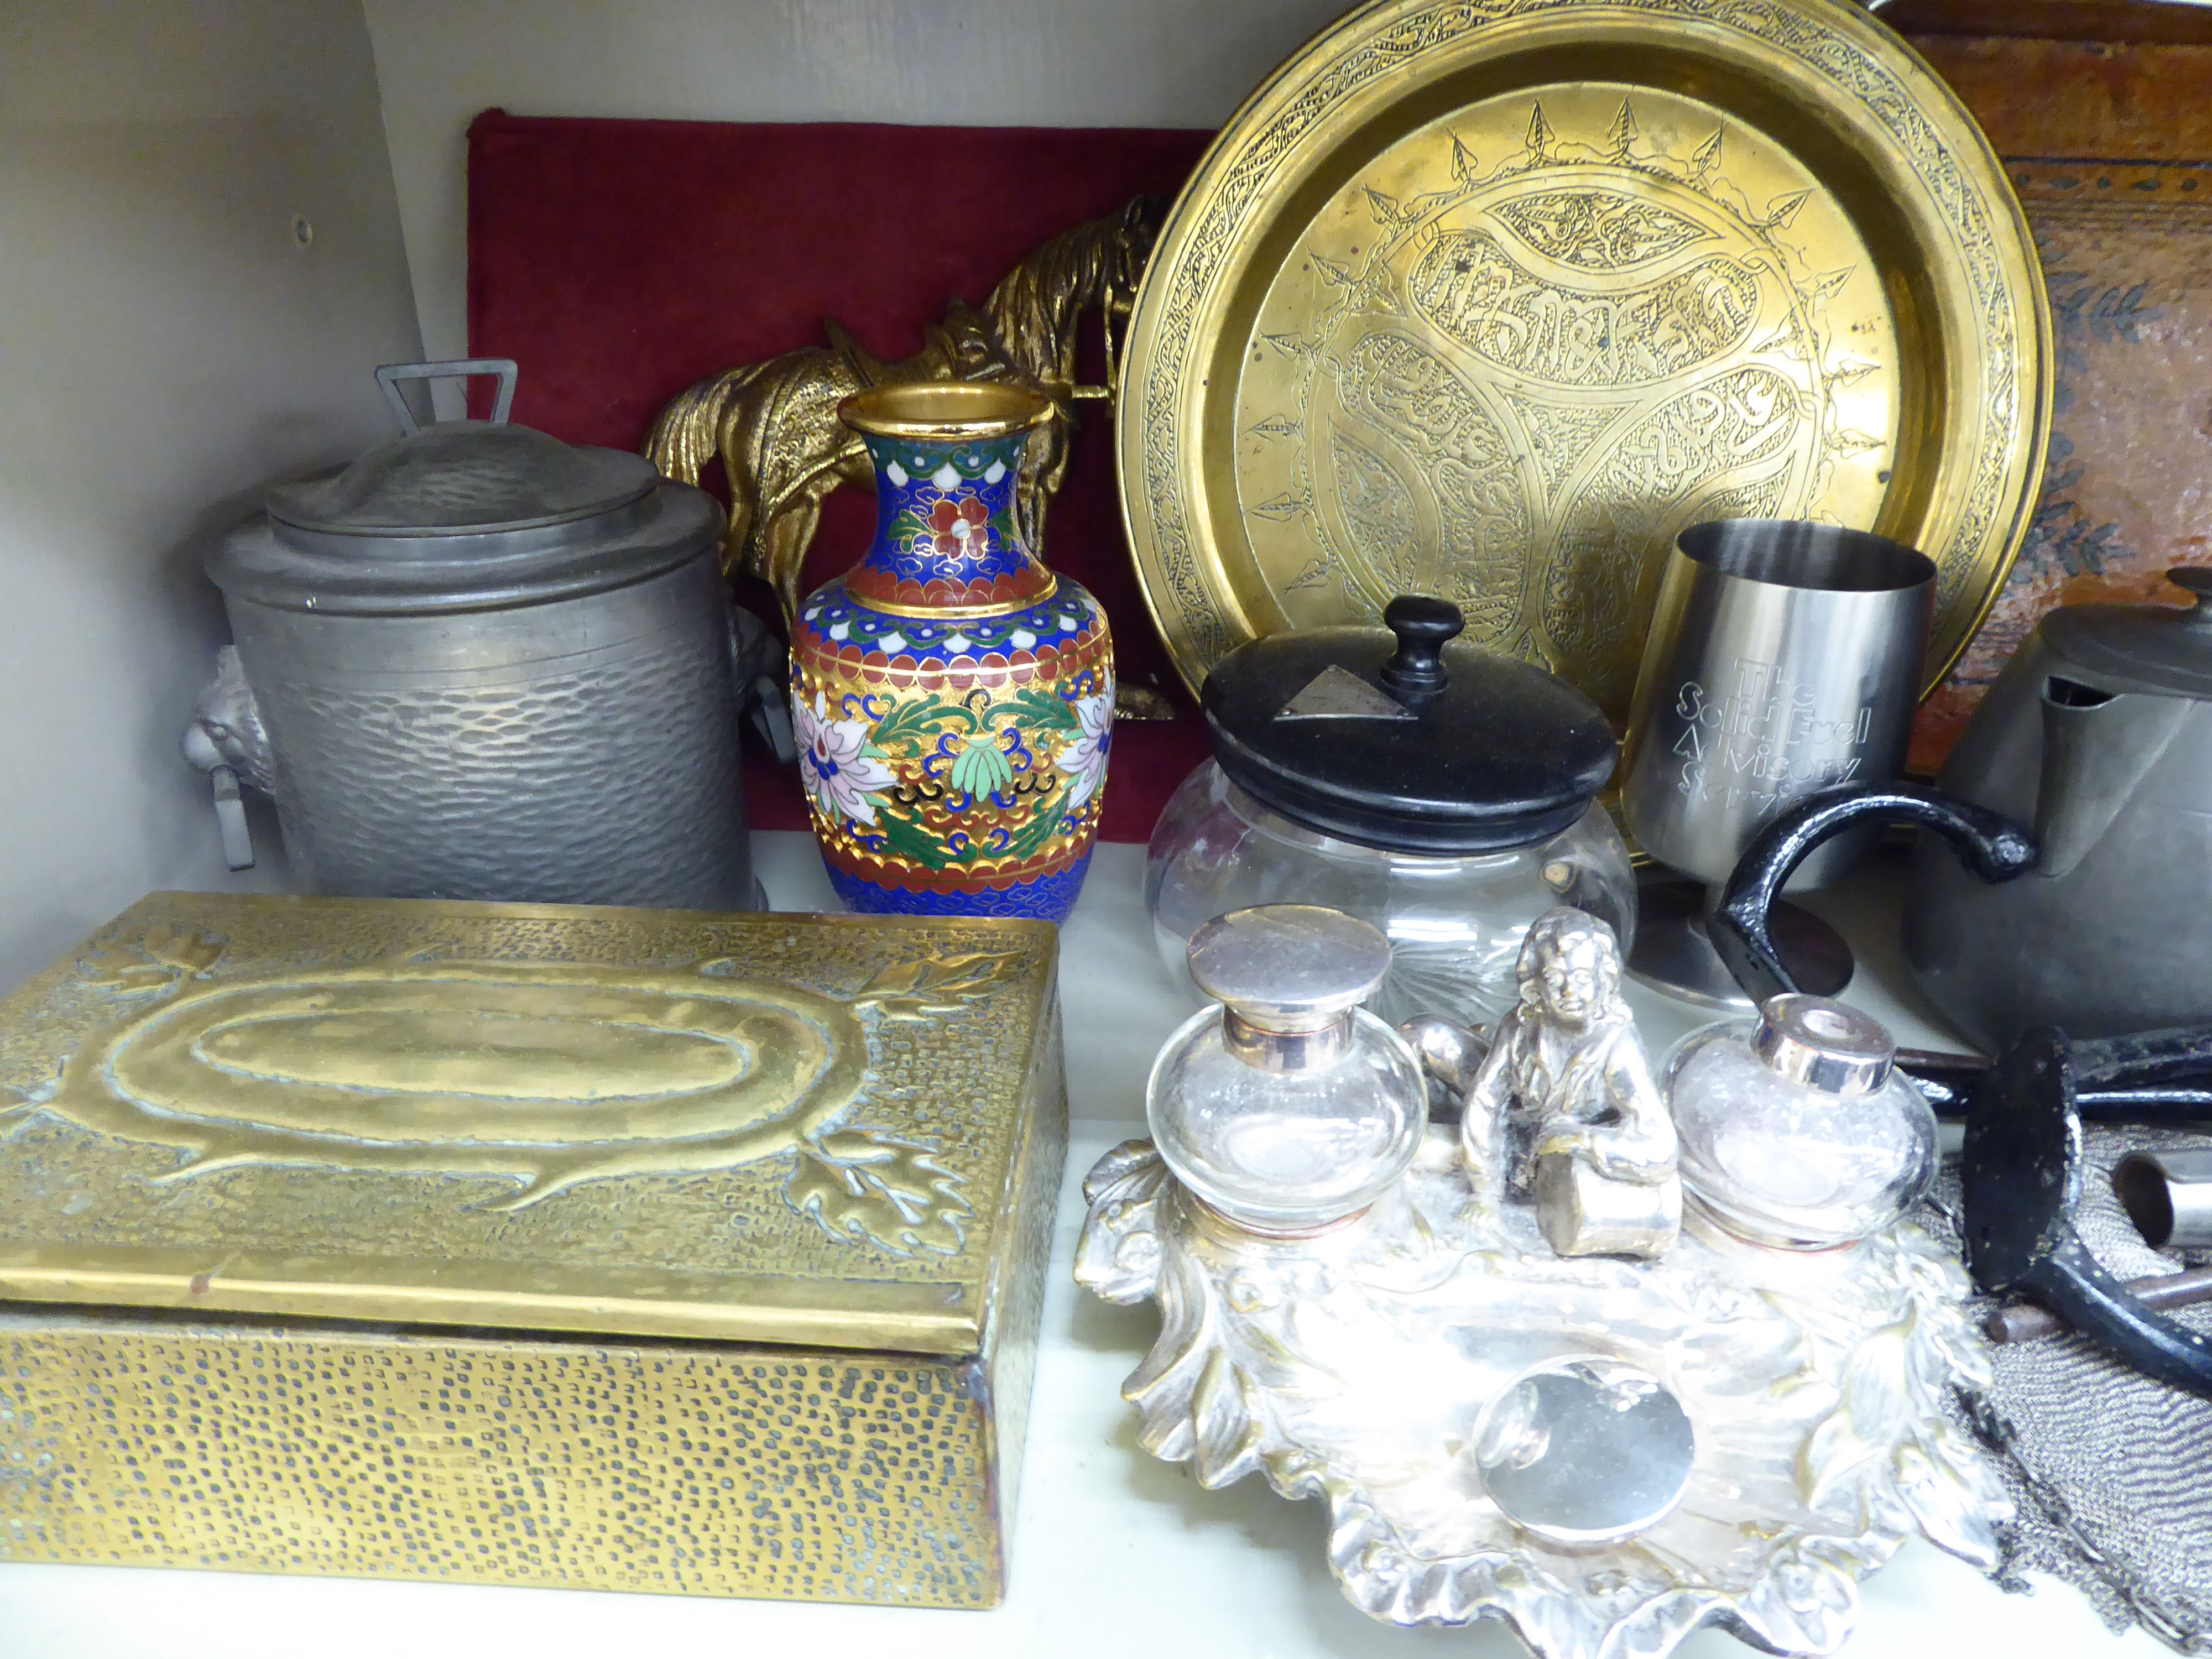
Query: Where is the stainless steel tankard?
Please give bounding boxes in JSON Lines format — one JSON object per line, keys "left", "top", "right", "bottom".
{"left": 1621, "top": 519, "right": 1934, "bottom": 1006}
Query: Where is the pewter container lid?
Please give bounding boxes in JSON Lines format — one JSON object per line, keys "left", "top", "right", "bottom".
{"left": 207, "top": 361, "right": 722, "bottom": 617}
{"left": 267, "top": 422, "right": 656, "bottom": 536}
{"left": 2040, "top": 567, "right": 2212, "bottom": 701}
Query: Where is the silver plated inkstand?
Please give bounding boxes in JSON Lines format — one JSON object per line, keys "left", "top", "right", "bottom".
{"left": 1079, "top": 906, "right": 2008, "bottom": 1659}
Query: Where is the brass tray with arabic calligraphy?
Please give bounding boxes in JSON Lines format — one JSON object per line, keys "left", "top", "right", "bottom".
{"left": 1116, "top": 0, "right": 2052, "bottom": 726}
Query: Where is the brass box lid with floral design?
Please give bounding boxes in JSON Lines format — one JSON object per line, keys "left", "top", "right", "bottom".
{"left": 0, "top": 893, "right": 1064, "bottom": 1605}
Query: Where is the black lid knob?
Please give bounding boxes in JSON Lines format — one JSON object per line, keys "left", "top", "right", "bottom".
{"left": 2171, "top": 567, "right": 2212, "bottom": 625}
{"left": 1380, "top": 596, "right": 1464, "bottom": 699}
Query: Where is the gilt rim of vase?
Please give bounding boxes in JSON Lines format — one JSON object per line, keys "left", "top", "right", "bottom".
{"left": 838, "top": 379, "right": 1055, "bottom": 442}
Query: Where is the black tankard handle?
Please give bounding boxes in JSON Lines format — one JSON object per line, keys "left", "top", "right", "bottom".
{"left": 1713, "top": 786, "right": 2212, "bottom": 1397}
{"left": 1705, "top": 782, "right": 2038, "bottom": 1004}
{"left": 1708, "top": 787, "right": 2212, "bottom": 1113}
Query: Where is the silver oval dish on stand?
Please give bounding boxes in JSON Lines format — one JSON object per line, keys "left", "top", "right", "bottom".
{"left": 184, "top": 359, "right": 760, "bottom": 911}
{"left": 1471, "top": 1355, "right": 1697, "bottom": 1548}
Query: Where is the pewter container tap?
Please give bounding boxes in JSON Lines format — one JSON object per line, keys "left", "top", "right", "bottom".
{"left": 183, "top": 361, "right": 757, "bottom": 909}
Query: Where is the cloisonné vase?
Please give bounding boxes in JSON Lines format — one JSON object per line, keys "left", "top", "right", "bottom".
{"left": 789, "top": 381, "right": 1113, "bottom": 921}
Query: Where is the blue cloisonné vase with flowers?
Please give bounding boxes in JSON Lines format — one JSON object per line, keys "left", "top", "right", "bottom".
{"left": 789, "top": 380, "right": 1114, "bottom": 921}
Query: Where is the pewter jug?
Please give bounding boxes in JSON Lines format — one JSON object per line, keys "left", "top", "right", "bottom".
{"left": 184, "top": 360, "right": 758, "bottom": 910}
{"left": 1714, "top": 570, "right": 2212, "bottom": 1052}
{"left": 1902, "top": 570, "right": 2212, "bottom": 1047}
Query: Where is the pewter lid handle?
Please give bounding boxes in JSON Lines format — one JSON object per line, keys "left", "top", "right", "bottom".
{"left": 374, "top": 358, "right": 520, "bottom": 434}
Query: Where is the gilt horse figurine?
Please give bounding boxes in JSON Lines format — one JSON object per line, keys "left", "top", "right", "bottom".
{"left": 643, "top": 195, "right": 1161, "bottom": 627}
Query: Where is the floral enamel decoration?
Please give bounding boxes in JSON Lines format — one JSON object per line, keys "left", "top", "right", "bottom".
{"left": 1055, "top": 691, "right": 1112, "bottom": 809}
{"left": 925, "top": 497, "right": 990, "bottom": 556}
{"left": 795, "top": 692, "right": 894, "bottom": 826}
{"left": 794, "top": 679, "right": 1112, "bottom": 883}
{"left": 789, "top": 381, "right": 1114, "bottom": 921}
{"left": 947, "top": 728, "right": 1018, "bottom": 799}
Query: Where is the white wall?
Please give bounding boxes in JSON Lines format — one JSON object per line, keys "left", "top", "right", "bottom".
{"left": 359, "top": 0, "right": 1353, "bottom": 392}
{"left": 0, "top": 0, "right": 423, "bottom": 990}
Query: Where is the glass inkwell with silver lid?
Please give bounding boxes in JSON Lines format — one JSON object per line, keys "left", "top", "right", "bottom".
{"left": 1666, "top": 994, "right": 1938, "bottom": 1249}
{"left": 1147, "top": 905, "right": 1427, "bottom": 1234}
{"left": 1145, "top": 596, "right": 1634, "bottom": 1026}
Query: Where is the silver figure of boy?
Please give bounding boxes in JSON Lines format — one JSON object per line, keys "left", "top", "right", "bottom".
{"left": 1460, "top": 909, "right": 1679, "bottom": 1259}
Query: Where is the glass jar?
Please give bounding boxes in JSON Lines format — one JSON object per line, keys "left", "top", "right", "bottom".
{"left": 1664, "top": 994, "right": 1936, "bottom": 1249}
{"left": 1145, "top": 597, "right": 1632, "bottom": 1026}
{"left": 1146, "top": 905, "right": 1426, "bottom": 1234}
{"left": 1147, "top": 765, "right": 1632, "bottom": 1026}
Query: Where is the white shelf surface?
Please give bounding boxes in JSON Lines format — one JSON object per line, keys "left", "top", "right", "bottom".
{"left": 0, "top": 832, "right": 2162, "bottom": 1657}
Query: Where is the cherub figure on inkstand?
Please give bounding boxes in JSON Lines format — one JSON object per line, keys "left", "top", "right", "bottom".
{"left": 1459, "top": 907, "right": 1679, "bottom": 1259}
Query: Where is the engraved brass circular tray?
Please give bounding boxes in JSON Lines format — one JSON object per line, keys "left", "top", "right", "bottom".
{"left": 1116, "top": 0, "right": 2053, "bottom": 723}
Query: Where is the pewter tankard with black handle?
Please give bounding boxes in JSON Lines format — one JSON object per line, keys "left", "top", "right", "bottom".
{"left": 1623, "top": 520, "right": 1934, "bottom": 886}
{"left": 1620, "top": 520, "right": 1934, "bottom": 1006}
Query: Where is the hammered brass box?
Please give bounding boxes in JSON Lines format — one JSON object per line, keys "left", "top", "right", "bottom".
{"left": 0, "top": 893, "right": 1066, "bottom": 1608}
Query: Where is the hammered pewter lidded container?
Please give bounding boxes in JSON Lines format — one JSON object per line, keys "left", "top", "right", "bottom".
{"left": 1144, "top": 596, "right": 1631, "bottom": 1024}
{"left": 196, "top": 361, "right": 755, "bottom": 909}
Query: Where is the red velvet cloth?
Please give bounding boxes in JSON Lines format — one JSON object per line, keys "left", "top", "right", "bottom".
{"left": 466, "top": 111, "right": 1215, "bottom": 842}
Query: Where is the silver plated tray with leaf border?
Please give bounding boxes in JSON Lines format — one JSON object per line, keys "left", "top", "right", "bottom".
{"left": 1077, "top": 1129, "right": 2010, "bottom": 1659}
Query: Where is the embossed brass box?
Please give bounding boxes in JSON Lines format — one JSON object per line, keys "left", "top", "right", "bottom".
{"left": 0, "top": 893, "right": 1066, "bottom": 1608}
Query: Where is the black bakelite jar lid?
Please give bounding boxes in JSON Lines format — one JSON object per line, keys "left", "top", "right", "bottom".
{"left": 1201, "top": 596, "right": 1619, "bottom": 856}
